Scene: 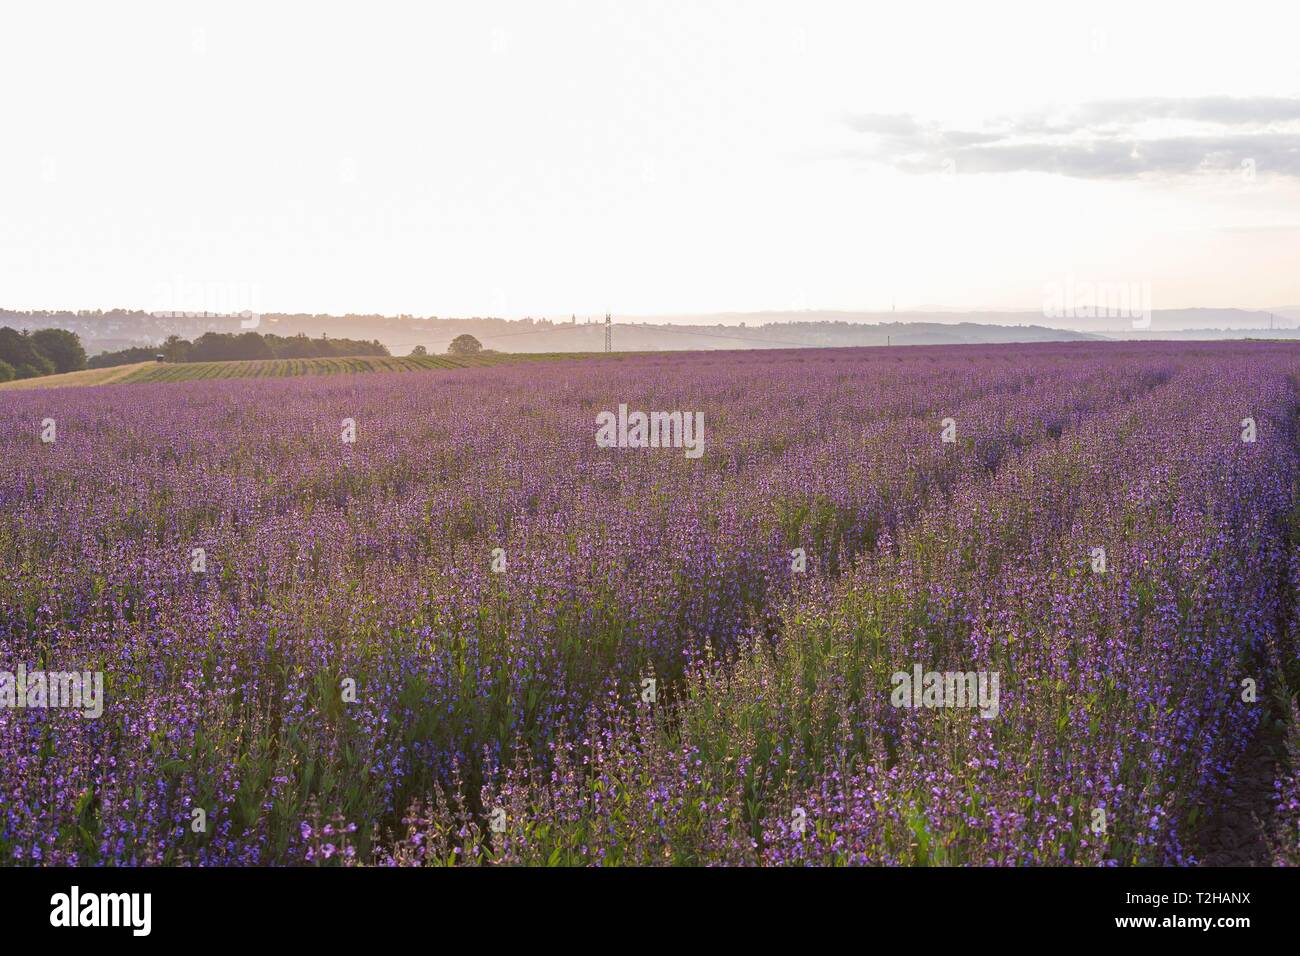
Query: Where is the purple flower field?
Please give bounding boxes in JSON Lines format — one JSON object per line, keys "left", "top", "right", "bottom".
{"left": 3, "top": 340, "right": 1300, "bottom": 866}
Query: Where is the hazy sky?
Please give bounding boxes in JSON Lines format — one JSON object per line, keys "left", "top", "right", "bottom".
{"left": 2, "top": 0, "right": 1298, "bottom": 318}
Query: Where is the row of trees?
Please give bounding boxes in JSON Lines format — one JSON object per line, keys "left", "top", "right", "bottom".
{"left": 0, "top": 328, "right": 87, "bottom": 380}
{"left": 2, "top": 327, "right": 482, "bottom": 382}
{"left": 413, "top": 334, "right": 484, "bottom": 356}
{"left": 89, "top": 332, "right": 390, "bottom": 368}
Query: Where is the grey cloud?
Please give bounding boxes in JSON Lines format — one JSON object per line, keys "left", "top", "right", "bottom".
{"left": 845, "top": 113, "right": 921, "bottom": 136}
{"left": 1074, "top": 96, "right": 1300, "bottom": 126}
{"left": 846, "top": 97, "right": 1300, "bottom": 179}
{"left": 939, "top": 130, "right": 1007, "bottom": 147}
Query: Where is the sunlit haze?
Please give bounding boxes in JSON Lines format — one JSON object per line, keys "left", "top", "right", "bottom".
{"left": 2, "top": 0, "right": 1298, "bottom": 318}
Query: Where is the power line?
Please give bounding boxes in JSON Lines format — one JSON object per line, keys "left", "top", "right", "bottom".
{"left": 637, "top": 323, "right": 828, "bottom": 349}
{"left": 384, "top": 322, "right": 604, "bottom": 349}
{"left": 380, "top": 319, "right": 831, "bottom": 352}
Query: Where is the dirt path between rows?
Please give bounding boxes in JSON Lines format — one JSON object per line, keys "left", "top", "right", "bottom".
{"left": 1193, "top": 711, "right": 1282, "bottom": 865}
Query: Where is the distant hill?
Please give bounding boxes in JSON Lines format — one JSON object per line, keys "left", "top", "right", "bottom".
{"left": 0, "top": 308, "right": 1098, "bottom": 354}
{"left": 8, "top": 306, "right": 1298, "bottom": 355}
{"left": 1268, "top": 305, "right": 1300, "bottom": 324}
{"left": 639, "top": 308, "right": 1296, "bottom": 335}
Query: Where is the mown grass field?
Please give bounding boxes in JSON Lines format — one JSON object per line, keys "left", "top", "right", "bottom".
{"left": 0, "top": 352, "right": 611, "bottom": 391}
{"left": 0, "top": 363, "right": 156, "bottom": 391}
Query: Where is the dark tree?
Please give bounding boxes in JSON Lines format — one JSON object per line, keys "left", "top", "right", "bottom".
{"left": 447, "top": 334, "right": 483, "bottom": 356}
{"left": 30, "top": 328, "right": 87, "bottom": 373}
{"left": 161, "top": 335, "right": 191, "bottom": 363}
{"left": 88, "top": 346, "right": 159, "bottom": 368}
{"left": 0, "top": 327, "right": 55, "bottom": 378}
{"left": 234, "top": 331, "right": 274, "bottom": 360}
